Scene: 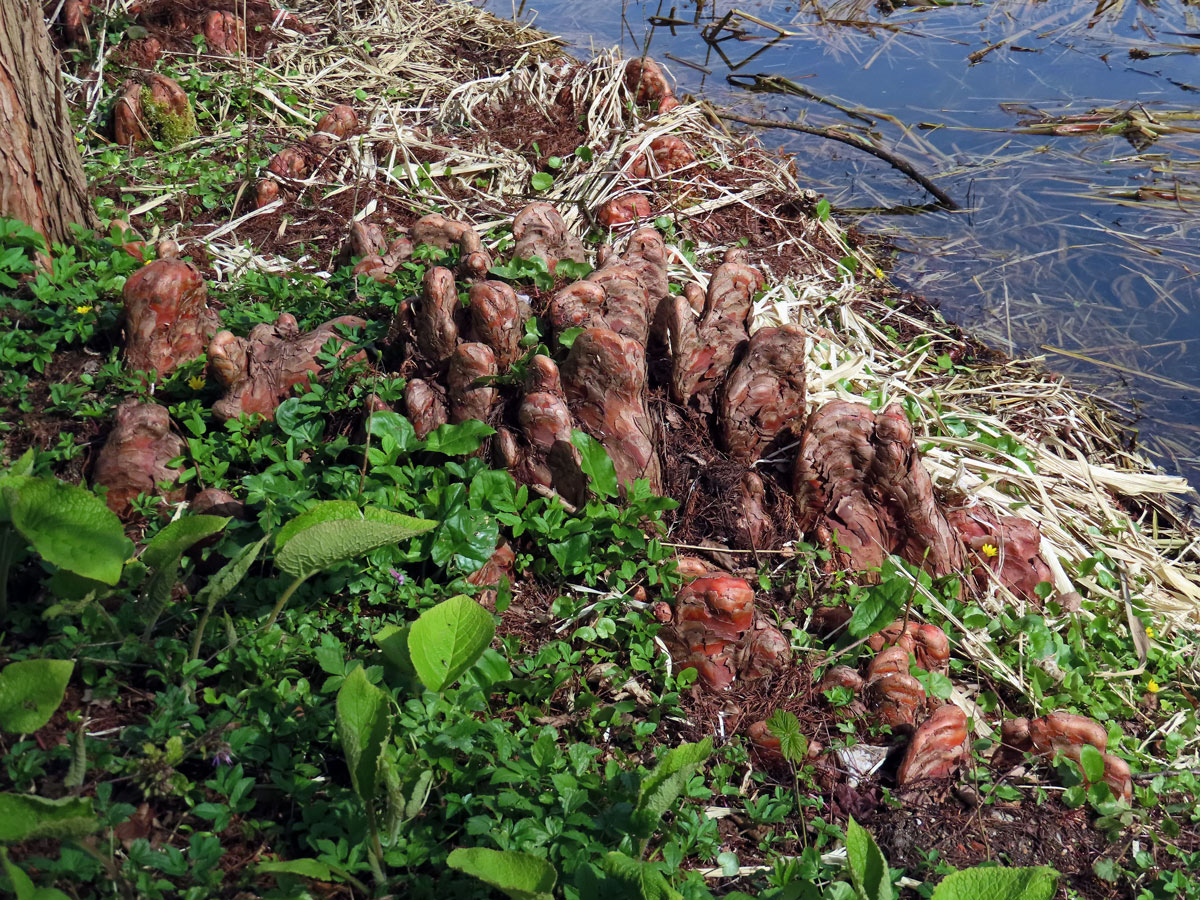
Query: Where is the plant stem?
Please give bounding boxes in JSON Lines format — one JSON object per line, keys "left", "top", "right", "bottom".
{"left": 189, "top": 595, "right": 219, "bottom": 663}
{"left": 790, "top": 763, "right": 808, "bottom": 851}
{"left": 366, "top": 808, "right": 387, "bottom": 890}
{"left": 261, "top": 573, "right": 309, "bottom": 630}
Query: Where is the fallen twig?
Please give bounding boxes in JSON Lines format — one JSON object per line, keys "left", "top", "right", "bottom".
{"left": 712, "top": 107, "right": 960, "bottom": 210}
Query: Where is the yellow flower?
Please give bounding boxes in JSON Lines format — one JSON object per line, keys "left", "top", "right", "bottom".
{"left": 187, "top": 375, "right": 206, "bottom": 391}
{"left": 74, "top": 305, "right": 93, "bottom": 315}
{"left": 981, "top": 543, "right": 998, "bottom": 558}
{"left": 1147, "top": 678, "right": 1161, "bottom": 694}
{"left": 1145, "top": 627, "right": 1155, "bottom": 640}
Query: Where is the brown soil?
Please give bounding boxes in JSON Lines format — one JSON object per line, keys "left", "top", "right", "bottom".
{"left": 131, "top": 0, "right": 287, "bottom": 58}
{"left": 0, "top": 349, "right": 109, "bottom": 483}
{"left": 470, "top": 76, "right": 592, "bottom": 169}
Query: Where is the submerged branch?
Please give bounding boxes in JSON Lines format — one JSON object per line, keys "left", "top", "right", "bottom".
{"left": 712, "top": 108, "right": 961, "bottom": 210}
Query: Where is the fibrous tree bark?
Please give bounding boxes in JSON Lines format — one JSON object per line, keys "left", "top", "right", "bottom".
{"left": 0, "top": 2, "right": 95, "bottom": 249}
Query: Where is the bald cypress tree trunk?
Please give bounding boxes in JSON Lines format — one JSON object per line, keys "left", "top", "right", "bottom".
{"left": 0, "top": 1, "right": 95, "bottom": 250}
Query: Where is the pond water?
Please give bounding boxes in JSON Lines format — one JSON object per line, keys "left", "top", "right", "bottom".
{"left": 483, "top": 0, "right": 1200, "bottom": 482}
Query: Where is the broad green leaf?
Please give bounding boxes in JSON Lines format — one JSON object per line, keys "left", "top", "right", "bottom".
{"left": 570, "top": 430, "right": 618, "bottom": 499}
{"left": 557, "top": 326, "right": 584, "bottom": 349}
{"left": 1078, "top": 744, "right": 1105, "bottom": 784}
{"left": 1, "top": 850, "right": 73, "bottom": 900}
{"left": 930, "top": 866, "right": 1059, "bottom": 900}
{"left": 765, "top": 709, "right": 808, "bottom": 765}
{"left": 447, "top": 847, "right": 556, "bottom": 900}
{"left": 548, "top": 533, "right": 590, "bottom": 575}
{"left": 3, "top": 477, "right": 131, "bottom": 586}
{"left": 275, "top": 397, "right": 324, "bottom": 444}
{"left": 256, "top": 858, "right": 334, "bottom": 881}
{"left": 0, "top": 659, "right": 74, "bottom": 734}
{"left": 335, "top": 667, "right": 391, "bottom": 804}
{"left": 367, "top": 411, "right": 418, "bottom": 453}
{"left": 468, "top": 469, "right": 518, "bottom": 512}
{"left": 407, "top": 594, "right": 495, "bottom": 692}
{"left": 632, "top": 738, "right": 712, "bottom": 839}
{"left": 469, "top": 648, "right": 513, "bottom": 690}
{"left": 274, "top": 501, "right": 363, "bottom": 551}
{"left": 431, "top": 505, "right": 499, "bottom": 573}
{"left": 1061, "top": 784, "right": 1085, "bottom": 808}
{"left": 275, "top": 511, "right": 437, "bottom": 579}
{"left": 555, "top": 259, "right": 593, "bottom": 281}
{"left": 423, "top": 421, "right": 495, "bottom": 456}
{"left": 139, "top": 517, "right": 230, "bottom": 638}
{"left": 44, "top": 570, "right": 108, "bottom": 604}
{"left": 0, "top": 793, "right": 96, "bottom": 842}
{"left": 141, "top": 516, "right": 230, "bottom": 571}
{"left": 845, "top": 817, "right": 892, "bottom": 900}
{"left": 848, "top": 565, "right": 910, "bottom": 639}
{"left": 373, "top": 624, "right": 415, "bottom": 675}
{"left": 1092, "top": 858, "right": 1119, "bottom": 883}
{"left": 599, "top": 852, "right": 683, "bottom": 900}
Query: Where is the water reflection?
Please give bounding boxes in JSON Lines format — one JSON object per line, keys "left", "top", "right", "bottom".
{"left": 487, "top": 0, "right": 1200, "bottom": 481}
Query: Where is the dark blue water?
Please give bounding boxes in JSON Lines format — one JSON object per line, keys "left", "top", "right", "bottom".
{"left": 487, "top": 0, "right": 1200, "bottom": 478}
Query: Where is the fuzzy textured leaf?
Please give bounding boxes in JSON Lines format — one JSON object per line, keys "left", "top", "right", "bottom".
{"left": 600, "top": 852, "right": 683, "bottom": 900}
{"left": 0, "top": 659, "right": 74, "bottom": 734}
{"left": 335, "top": 667, "right": 392, "bottom": 804}
{"left": 141, "top": 515, "right": 230, "bottom": 571}
{"left": 0, "top": 793, "right": 96, "bottom": 842}
{"left": 447, "top": 847, "right": 556, "bottom": 900}
{"left": 256, "top": 858, "right": 334, "bottom": 881}
{"left": 930, "top": 866, "right": 1059, "bottom": 900}
{"left": 632, "top": 738, "right": 712, "bottom": 838}
{"left": 407, "top": 594, "right": 495, "bottom": 691}
{"left": 194, "top": 535, "right": 269, "bottom": 612}
{"left": 385, "top": 766, "right": 433, "bottom": 843}
{"left": 3, "top": 477, "right": 131, "bottom": 586}
{"left": 846, "top": 816, "right": 893, "bottom": 900}
{"left": 274, "top": 501, "right": 364, "bottom": 552}
{"left": 276, "top": 512, "right": 436, "bottom": 579}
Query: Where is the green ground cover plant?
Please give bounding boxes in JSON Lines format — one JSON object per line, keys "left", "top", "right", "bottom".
{"left": 2, "top": 214, "right": 1199, "bottom": 900}
{"left": 4, "top": 2, "right": 1200, "bottom": 897}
